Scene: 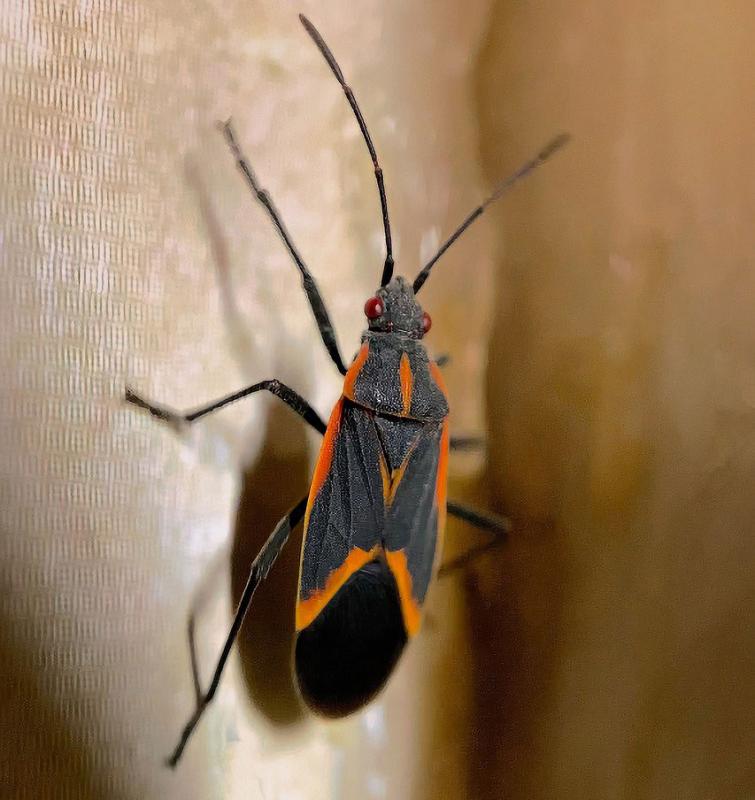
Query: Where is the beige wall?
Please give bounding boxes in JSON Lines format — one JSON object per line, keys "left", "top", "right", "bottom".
{"left": 476, "top": 2, "right": 754, "bottom": 798}
{"left": 0, "top": 1, "right": 751, "bottom": 798}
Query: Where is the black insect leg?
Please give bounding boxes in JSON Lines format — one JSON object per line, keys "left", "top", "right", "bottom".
{"left": 437, "top": 538, "right": 501, "bottom": 577}
{"left": 446, "top": 500, "right": 511, "bottom": 537}
{"left": 439, "top": 500, "right": 511, "bottom": 576}
{"left": 166, "top": 496, "right": 308, "bottom": 768}
{"left": 449, "top": 435, "right": 485, "bottom": 452}
{"left": 187, "top": 615, "right": 202, "bottom": 707}
{"left": 222, "top": 121, "right": 348, "bottom": 375}
{"left": 125, "top": 380, "right": 327, "bottom": 435}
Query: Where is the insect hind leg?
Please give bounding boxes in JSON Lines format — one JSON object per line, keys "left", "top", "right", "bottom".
{"left": 439, "top": 500, "right": 511, "bottom": 577}
{"left": 166, "top": 496, "right": 308, "bottom": 768}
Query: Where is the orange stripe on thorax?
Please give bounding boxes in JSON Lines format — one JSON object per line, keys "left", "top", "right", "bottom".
{"left": 342, "top": 342, "right": 369, "bottom": 401}
{"left": 399, "top": 352, "right": 414, "bottom": 416}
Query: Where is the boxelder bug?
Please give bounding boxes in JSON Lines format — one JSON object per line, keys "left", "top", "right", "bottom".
{"left": 125, "top": 14, "right": 568, "bottom": 767}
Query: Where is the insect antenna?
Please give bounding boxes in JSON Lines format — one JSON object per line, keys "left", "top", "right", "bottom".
{"left": 412, "top": 132, "right": 570, "bottom": 294}
{"left": 300, "top": 14, "right": 394, "bottom": 287}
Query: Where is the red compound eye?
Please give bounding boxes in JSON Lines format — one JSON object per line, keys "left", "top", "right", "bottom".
{"left": 364, "top": 296, "right": 384, "bottom": 319}
{"left": 421, "top": 311, "right": 432, "bottom": 334}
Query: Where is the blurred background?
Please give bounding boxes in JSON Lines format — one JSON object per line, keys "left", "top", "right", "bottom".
{"left": 0, "top": 1, "right": 752, "bottom": 798}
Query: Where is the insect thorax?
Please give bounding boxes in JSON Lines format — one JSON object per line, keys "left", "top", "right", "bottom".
{"left": 345, "top": 333, "right": 448, "bottom": 422}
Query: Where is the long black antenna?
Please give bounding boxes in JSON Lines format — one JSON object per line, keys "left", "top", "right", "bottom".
{"left": 413, "top": 133, "right": 570, "bottom": 294}
{"left": 300, "top": 14, "right": 394, "bottom": 287}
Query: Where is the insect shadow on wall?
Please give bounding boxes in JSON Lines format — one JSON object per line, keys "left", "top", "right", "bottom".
{"left": 125, "top": 14, "right": 569, "bottom": 768}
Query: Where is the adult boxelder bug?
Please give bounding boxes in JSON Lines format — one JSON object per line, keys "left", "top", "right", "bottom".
{"left": 125, "top": 14, "right": 568, "bottom": 767}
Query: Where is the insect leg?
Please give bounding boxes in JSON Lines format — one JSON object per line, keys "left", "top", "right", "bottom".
{"left": 125, "top": 379, "right": 327, "bottom": 435}
{"left": 187, "top": 615, "right": 203, "bottom": 706}
{"left": 437, "top": 538, "right": 502, "bottom": 577}
{"left": 221, "top": 121, "right": 347, "bottom": 375}
{"left": 449, "top": 435, "right": 485, "bottom": 452}
{"left": 446, "top": 500, "right": 511, "bottom": 536}
{"left": 166, "top": 496, "right": 308, "bottom": 768}
{"left": 439, "top": 500, "right": 512, "bottom": 576}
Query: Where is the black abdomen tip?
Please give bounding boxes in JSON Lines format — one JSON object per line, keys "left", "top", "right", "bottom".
{"left": 294, "top": 560, "right": 407, "bottom": 717}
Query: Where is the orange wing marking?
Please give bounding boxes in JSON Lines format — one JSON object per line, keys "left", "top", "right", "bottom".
{"left": 385, "top": 460, "right": 409, "bottom": 506}
{"left": 296, "top": 545, "right": 380, "bottom": 631}
{"left": 302, "top": 397, "right": 343, "bottom": 537}
{"left": 434, "top": 419, "right": 450, "bottom": 565}
{"left": 385, "top": 549, "right": 422, "bottom": 637}
{"left": 429, "top": 361, "right": 450, "bottom": 566}
{"left": 379, "top": 454, "right": 391, "bottom": 503}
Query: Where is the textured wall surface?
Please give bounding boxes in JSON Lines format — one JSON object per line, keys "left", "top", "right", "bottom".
{"left": 0, "top": 1, "right": 493, "bottom": 798}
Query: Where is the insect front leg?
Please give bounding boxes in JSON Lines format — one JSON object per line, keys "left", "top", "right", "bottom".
{"left": 221, "top": 121, "right": 348, "bottom": 375}
{"left": 125, "top": 379, "right": 327, "bottom": 435}
{"left": 166, "top": 496, "right": 308, "bottom": 768}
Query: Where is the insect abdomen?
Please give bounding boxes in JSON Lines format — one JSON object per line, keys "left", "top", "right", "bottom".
{"left": 294, "top": 558, "right": 407, "bottom": 717}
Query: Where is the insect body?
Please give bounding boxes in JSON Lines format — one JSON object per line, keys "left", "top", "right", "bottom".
{"left": 125, "top": 14, "right": 567, "bottom": 767}
{"left": 295, "top": 276, "right": 449, "bottom": 715}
